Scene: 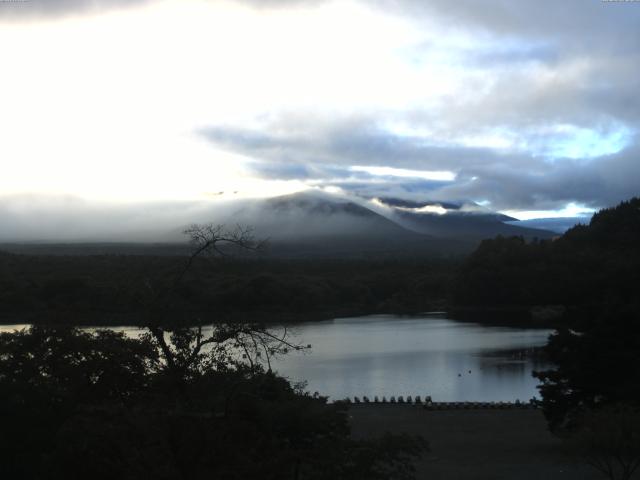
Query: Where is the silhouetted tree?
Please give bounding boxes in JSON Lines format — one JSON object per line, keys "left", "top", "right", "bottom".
{"left": 0, "top": 326, "right": 157, "bottom": 479}
{"left": 534, "top": 306, "right": 640, "bottom": 431}
{"left": 139, "top": 223, "right": 303, "bottom": 383}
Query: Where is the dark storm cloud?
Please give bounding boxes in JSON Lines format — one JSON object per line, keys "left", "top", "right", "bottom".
{"left": 245, "top": 162, "right": 353, "bottom": 181}
{"left": 201, "top": 115, "right": 639, "bottom": 212}
{"left": 332, "top": 180, "right": 458, "bottom": 204}
{"left": 377, "top": 0, "right": 640, "bottom": 50}
{"left": 247, "top": 162, "right": 315, "bottom": 181}
{"left": 385, "top": 0, "right": 640, "bottom": 132}
{"left": 430, "top": 140, "right": 640, "bottom": 210}
{"left": 462, "top": 43, "right": 559, "bottom": 68}
{"left": 201, "top": 121, "right": 537, "bottom": 172}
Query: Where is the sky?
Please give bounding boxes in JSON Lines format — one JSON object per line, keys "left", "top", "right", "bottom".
{"left": 1, "top": 0, "right": 639, "bottom": 237}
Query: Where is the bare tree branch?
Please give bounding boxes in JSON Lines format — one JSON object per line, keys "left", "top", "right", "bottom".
{"left": 138, "top": 223, "right": 306, "bottom": 382}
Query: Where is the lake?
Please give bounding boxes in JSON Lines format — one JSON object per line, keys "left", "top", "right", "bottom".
{"left": 0, "top": 314, "right": 553, "bottom": 402}
{"left": 273, "top": 314, "right": 553, "bottom": 402}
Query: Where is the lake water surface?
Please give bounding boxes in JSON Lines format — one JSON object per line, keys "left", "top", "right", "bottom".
{"left": 273, "top": 314, "right": 553, "bottom": 402}
{"left": 0, "top": 314, "right": 553, "bottom": 402}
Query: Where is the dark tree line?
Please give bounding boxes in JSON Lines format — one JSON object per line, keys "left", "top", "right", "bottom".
{"left": 453, "top": 197, "right": 640, "bottom": 321}
{"left": 0, "top": 254, "right": 454, "bottom": 325}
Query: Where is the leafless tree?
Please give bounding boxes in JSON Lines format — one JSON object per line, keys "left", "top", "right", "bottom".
{"left": 176, "top": 224, "right": 267, "bottom": 284}
{"left": 140, "top": 223, "right": 305, "bottom": 381}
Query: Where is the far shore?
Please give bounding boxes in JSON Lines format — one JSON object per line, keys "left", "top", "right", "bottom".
{"left": 0, "top": 307, "right": 561, "bottom": 329}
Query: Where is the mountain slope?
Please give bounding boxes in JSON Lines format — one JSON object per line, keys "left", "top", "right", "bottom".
{"left": 225, "top": 192, "right": 451, "bottom": 257}
{"left": 374, "top": 197, "right": 554, "bottom": 241}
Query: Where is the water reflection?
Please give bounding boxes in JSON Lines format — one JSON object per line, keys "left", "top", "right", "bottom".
{"left": 273, "top": 315, "right": 553, "bottom": 402}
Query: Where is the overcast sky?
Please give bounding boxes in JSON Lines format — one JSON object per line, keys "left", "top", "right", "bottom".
{"left": 1, "top": 0, "right": 639, "bottom": 226}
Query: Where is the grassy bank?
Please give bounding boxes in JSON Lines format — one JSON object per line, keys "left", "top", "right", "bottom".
{"left": 350, "top": 406, "right": 598, "bottom": 480}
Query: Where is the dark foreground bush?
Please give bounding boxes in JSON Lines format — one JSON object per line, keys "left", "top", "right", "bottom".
{"left": 0, "top": 326, "right": 426, "bottom": 480}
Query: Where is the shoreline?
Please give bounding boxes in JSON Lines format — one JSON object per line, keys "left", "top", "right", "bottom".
{"left": 0, "top": 308, "right": 560, "bottom": 329}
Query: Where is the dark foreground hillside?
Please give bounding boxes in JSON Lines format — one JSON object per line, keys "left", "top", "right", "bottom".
{"left": 452, "top": 197, "right": 640, "bottom": 327}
